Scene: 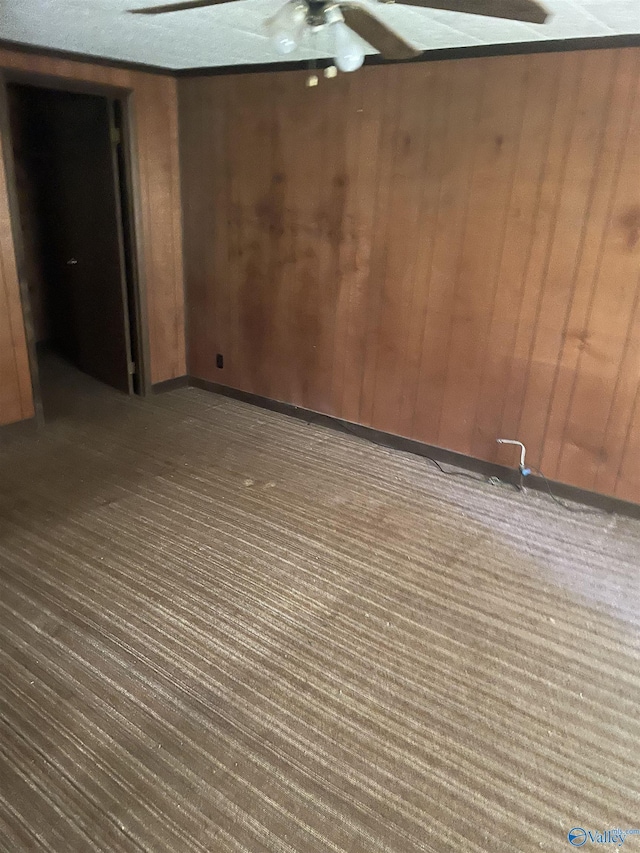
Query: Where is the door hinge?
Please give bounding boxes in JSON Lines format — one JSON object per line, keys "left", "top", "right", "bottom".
{"left": 110, "top": 126, "right": 122, "bottom": 146}
{"left": 128, "top": 361, "right": 136, "bottom": 375}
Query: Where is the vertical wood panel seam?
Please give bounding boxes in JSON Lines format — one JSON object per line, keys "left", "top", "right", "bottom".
{"left": 139, "top": 84, "right": 156, "bottom": 383}
{"left": 409, "top": 66, "right": 454, "bottom": 435}
{"left": 369, "top": 69, "right": 411, "bottom": 422}
{"left": 555, "top": 54, "right": 640, "bottom": 481}
{"left": 470, "top": 59, "right": 531, "bottom": 452}
{"left": 224, "top": 79, "right": 238, "bottom": 384}
{"left": 494, "top": 55, "right": 563, "bottom": 441}
{"left": 268, "top": 77, "right": 282, "bottom": 400}
{"left": 364, "top": 70, "right": 403, "bottom": 422}
{"left": 335, "top": 74, "right": 364, "bottom": 415}
{"left": 167, "top": 78, "right": 179, "bottom": 377}
{"left": 139, "top": 80, "right": 157, "bottom": 383}
{"left": 222, "top": 82, "right": 232, "bottom": 384}
{"left": 606, "top": 273, "right": 640, "bottom": 490}
{"left": 540, "top": 52, "right": 623, "bottom": 476}
{"left": 399, "top": 66, "right": 446, "bottom": 433}
{"left": 169, "top": 79, "right": 182, "bottom": 378}
{"left": 327, "top": 78, "right": 350, "bottom": 414}
{"left": 592, "top": 59, "right": 640, "bottom": 489}
{"left": 434, "top": 62, "right": 489, "bottom": 444}
{"left": 356, "top": 69, "right": 401, "bottom": 424}
{"left": 318, "top": 81, "right": 339, "bottom": 410}
{"left": 613, "top": 277, "right": 640, "bottom": 491}
{"left": 514, "top": 52, "right": 586, "bottom": 454}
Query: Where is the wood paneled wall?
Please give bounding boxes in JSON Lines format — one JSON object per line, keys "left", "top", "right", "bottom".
{"left": 0, "top": 49, "right": 186, "bottom": 426}
{"left": 180, "top": 48, "right": 640, "bottom": 503}
{"left": 0, "top": 116, "right": 32, "bottom": 424}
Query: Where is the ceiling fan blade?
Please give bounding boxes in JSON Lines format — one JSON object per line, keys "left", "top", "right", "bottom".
{"left": 130, "top": 0, "right": 235, "bottom": 14}
{"left": 384, "top": 0, "right": 549, "bottom": 24}
{"left": 339, "top": 3, "right": 421, "bottom": 60}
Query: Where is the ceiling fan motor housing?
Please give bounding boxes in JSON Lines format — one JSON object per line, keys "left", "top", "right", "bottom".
{"left": 306, "top": 0, "right": 331, "bottom": 27}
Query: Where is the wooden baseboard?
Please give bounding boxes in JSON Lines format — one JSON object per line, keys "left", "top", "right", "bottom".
{"left": 0, "top": 416, "right": 38, "bottom": 440}
{"left": 189, "top": 377, "right": 640, "bottom": 520}
{"left": 152, "top": 375, "right": 189, "bottom": 394}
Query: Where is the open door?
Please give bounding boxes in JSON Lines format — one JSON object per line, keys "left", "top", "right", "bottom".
{"left": 8, "top": 85, "right": 134, "bottom": 394}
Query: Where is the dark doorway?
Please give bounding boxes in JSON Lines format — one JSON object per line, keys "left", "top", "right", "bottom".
{"left": 7, "top": 82, "right": 140, "bottom": 407}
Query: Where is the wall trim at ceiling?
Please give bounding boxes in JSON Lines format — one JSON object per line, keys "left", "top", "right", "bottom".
{"left": 0, "top": 38, "right": 175, "bottom": 75}
{"left": 176, "top": 33, "right": 640, "bottom": 76}
{"left": 0, "top": 33, "right": 638, "bottom": 79}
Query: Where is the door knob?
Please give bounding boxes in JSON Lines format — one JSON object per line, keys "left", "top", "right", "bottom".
{"left": 67, "top": 258, "right": 78, "bottom": 265}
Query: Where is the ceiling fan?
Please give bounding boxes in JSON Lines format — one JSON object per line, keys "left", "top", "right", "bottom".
{"left": 131, "top": 0, "right": 550, "bottom": 73}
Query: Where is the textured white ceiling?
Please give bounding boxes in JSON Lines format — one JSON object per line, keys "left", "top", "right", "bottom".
{"left": 0, "top": 0, "right": 638, "bottom": 70}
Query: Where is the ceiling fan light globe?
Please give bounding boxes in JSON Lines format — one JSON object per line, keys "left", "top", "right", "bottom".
{"left": 333, "top": 20, "right": 365, "bottom": 72}
{"left": 271, "top": 32, "right": 299, "bottom": 53}
{"left": 266, "top": 2, "right": 306, "bottom": 54}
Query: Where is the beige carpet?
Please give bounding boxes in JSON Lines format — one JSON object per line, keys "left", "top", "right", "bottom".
{"left": 1, "top": 358, "right": 639, "bottom": 852}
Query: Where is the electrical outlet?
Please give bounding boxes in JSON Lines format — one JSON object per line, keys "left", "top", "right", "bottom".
{"left": 216, "top": 354, "right": 224, "bottom": 369}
